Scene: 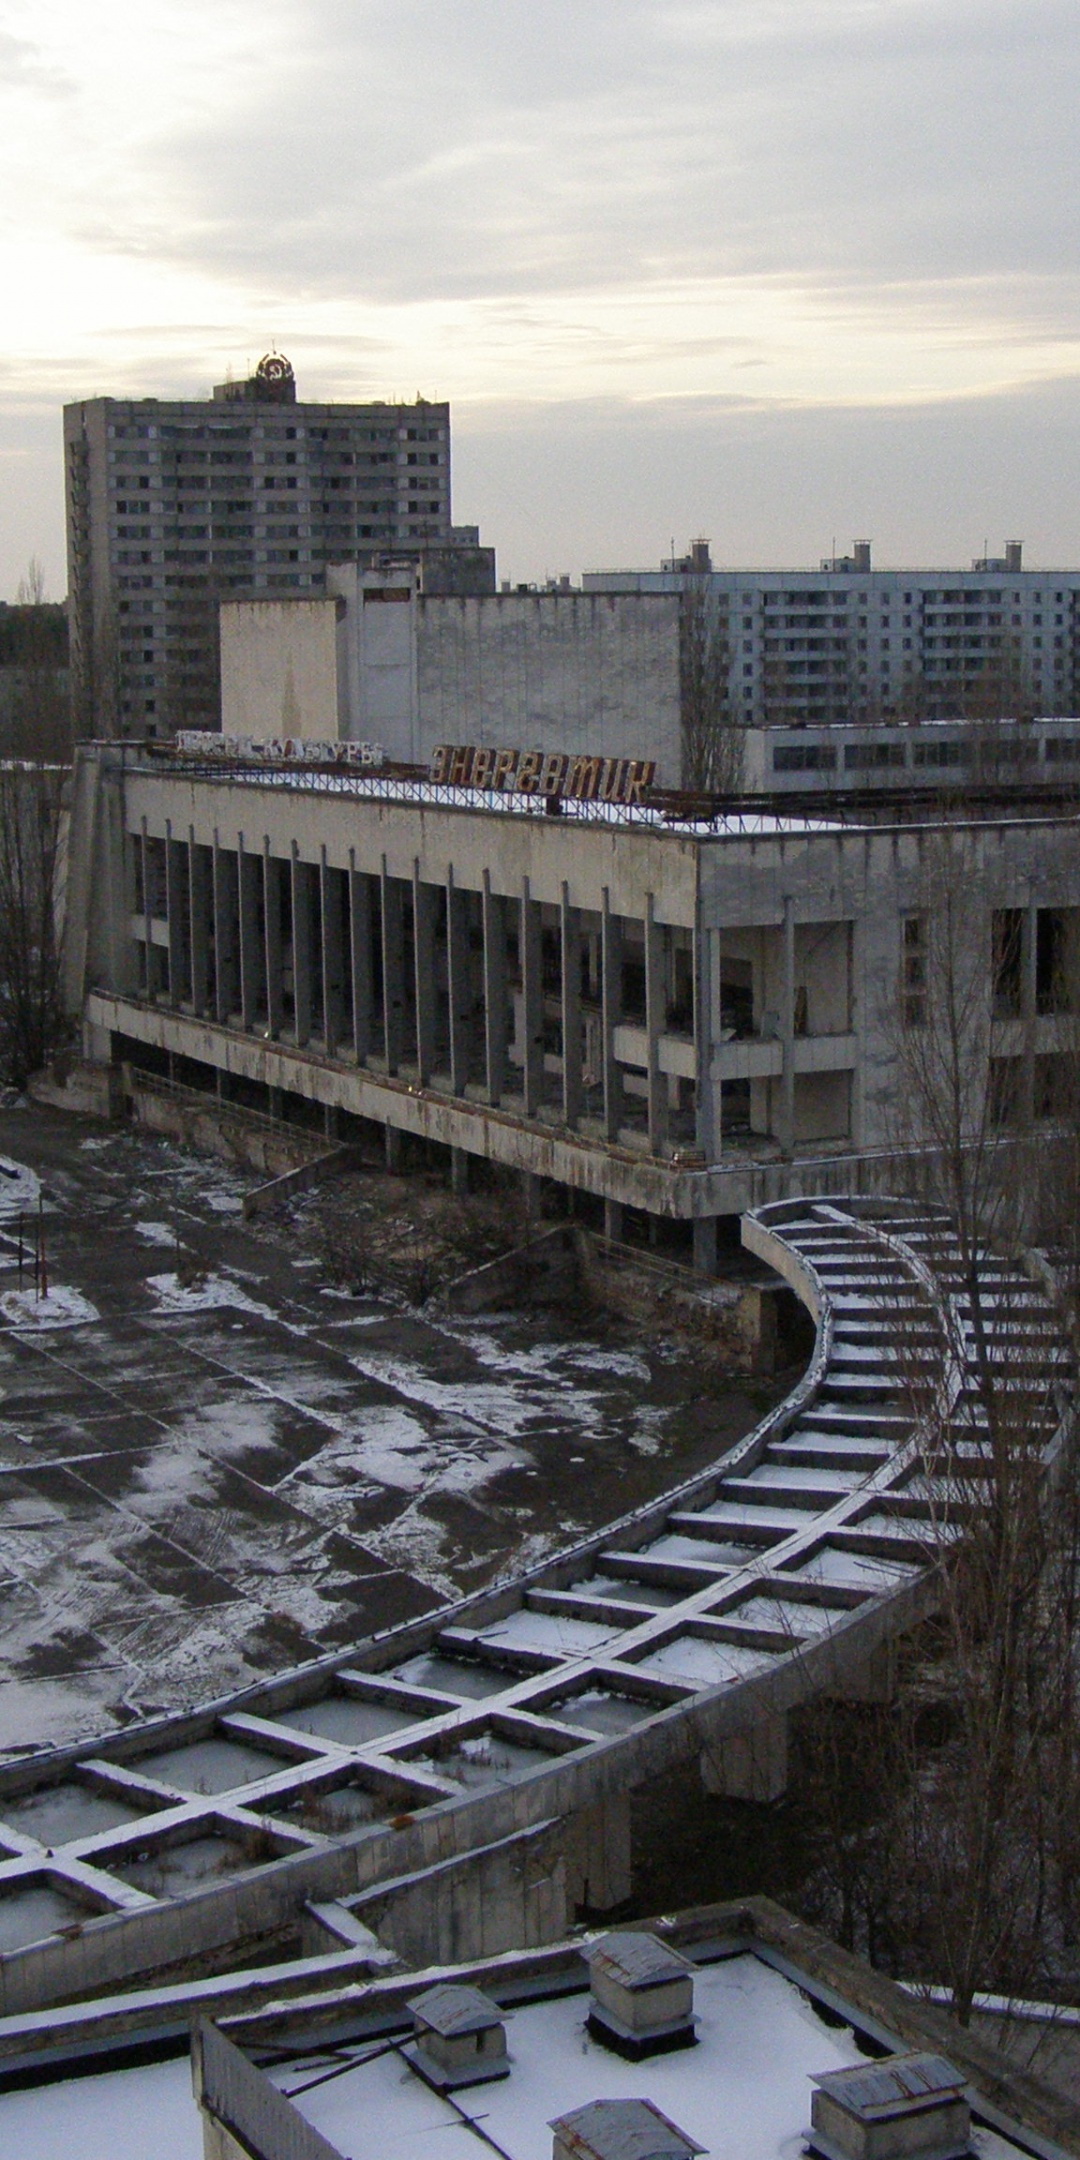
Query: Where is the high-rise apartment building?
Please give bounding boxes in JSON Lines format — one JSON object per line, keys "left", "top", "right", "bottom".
{"left": 63, "top": 353, "right": 486, "bottom": 738}
{"left": 584, "top": 540, "right": 1080, "bottom": 725}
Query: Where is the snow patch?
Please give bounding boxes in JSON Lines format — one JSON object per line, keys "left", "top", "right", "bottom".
{"left": 0, "top": 1283, "right": 99, "bottom": 1330}
{"left": 135, "top": 1220, "right": 180, "bottom": 1248}
{"left": 145, "top": 1271, "right": 275, "bottom": 1319}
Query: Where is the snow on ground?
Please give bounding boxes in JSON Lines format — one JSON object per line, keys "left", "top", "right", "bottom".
{"left": 0, "top": 1154, "right": 40, "bottom": 1221}
{"left": 145, "top": 1270, "right": 275, "bottom": 1319}
{"left": 0, "top": 1283, "right": 100, "bottom": 1329}
{"left": 134, "top": 1220, "right": 181, "bottom": 1247}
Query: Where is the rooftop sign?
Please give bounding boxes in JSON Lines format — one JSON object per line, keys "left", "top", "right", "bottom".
{"left": 174, "top": 732, "right": 384, "bottom": 768}
{"left": 429, "top": 745, "right": 656, "bottom": 803}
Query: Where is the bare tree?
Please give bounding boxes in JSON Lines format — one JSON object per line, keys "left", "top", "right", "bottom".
{"left": 858, "top": 832, "right": 1080, "bottom": 2020}
{"left": 0, "top": 758, "right": 70, "bottom": 1086}
{"left": 1, "top": 562, "right": 71, "bottom": 762}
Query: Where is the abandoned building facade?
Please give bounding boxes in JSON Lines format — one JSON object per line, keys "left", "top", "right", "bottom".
{"left": 63, "top": 739, "right": 1080, "bottom": 1260}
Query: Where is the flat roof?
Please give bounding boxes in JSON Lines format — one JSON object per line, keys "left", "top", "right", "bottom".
{"left": 252, "top": 1953, "right": 1026, "bottom": 2160}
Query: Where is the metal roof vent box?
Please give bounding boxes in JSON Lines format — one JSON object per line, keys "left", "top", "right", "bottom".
{"left": 585, "top": 1932, "right": 697, "bottom": 2059}
{"left": 552, "top": 2097, "right": 705, "bottom": 2160}
{"left": 404, "top": 1981, "right": 509, "bottom": 2091}
{"left": 808, "top": 2052, "right": 971, "bottom": 2160}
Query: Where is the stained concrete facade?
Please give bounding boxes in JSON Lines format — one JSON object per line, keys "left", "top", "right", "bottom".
{"left": 219, "top": 575, "right": 684, "bottom": 780}
{"left": 63, "top": 743, "right": 1080, "bottom": 1244}
{"left": 220, "top": 597, "right": 342, "bottom": 742}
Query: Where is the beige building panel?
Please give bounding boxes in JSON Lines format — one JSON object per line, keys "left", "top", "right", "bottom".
{"left": 219, "top": 598, "right": 341, "bottom": 741}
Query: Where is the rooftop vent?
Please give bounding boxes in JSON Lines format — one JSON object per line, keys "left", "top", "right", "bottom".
{"left": 404, "top": 1981, "right": 509, "bottom": 2091}
{"left": 552, "top": 2098, "right": 705, "bottom": 2160}
{"left": 808, "top": 2052, "right": 970, "bottom": 2160}
{"left": 585, "top": 1931, "right": 697, "bottom": 2059}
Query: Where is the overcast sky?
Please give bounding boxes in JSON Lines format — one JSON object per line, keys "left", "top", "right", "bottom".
{"left": 2, "top": 0, "right": 1079, "bottom": 596}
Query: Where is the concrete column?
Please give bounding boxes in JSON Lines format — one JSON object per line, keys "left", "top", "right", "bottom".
{"left": 349, "top": 851, "right": 372, "bottom": 1065}
{"left": 601, "top": 889, "right": 624, "bottom": 1142}
{"left": 212, "top": 831, "right": 239, "bottom": 1024}
{"left": 695, "top": 914, "right": 714, "bottom": 1160}
{"left": 446, "top": 868, "right": 471, "bottom": 1097}
{"left": 450, "top": 1146, "right": 469, "bottom": 1196}
{"left": 164, "top": 821, "right": 186, "bottom": 1006}
{"left": 561, "top": 882, "right": 582, "bottom": 1128}
{"left": 780, "top": 896, "right": 795, "bottom": 1156}
{"left": 1021, "top": 895, "right": 1037, "bottom": 1127}
{"left": 381, "top": 859, "right": 405, "bottom": 1074}
{"left": 483, "top": 871, "right": 507, "bottom": 1105}
{"left": 700, "top": 1713, "right": 788, "bottom": 1803}
{"left": 263, "top": 842, "right": 283, "bottom": 1039}
{"left": 604, "top": 1198, "right": 623, "bottom": 1242}
{"left": 413, "top": 862, "right": 436, "bottom": 1084}
{"left": 693, "top": 1215, "right": 718, "bottom": 1276}
{"left": 645, "top": 894, "right": 666, "bottom": 1155}
{"left": 139, "top": 818, "right": 154, "bottom": 998}
{"left": 290, "top": 842, "right": 312, "bottom": 1047}
{"left": 320, "top": 848, "right": 344, "bottom": 1056}
{"left": 385, "top": 1123, "right": 402, "bottom": 1171}
{"left": 237, "top": 832, "right": 260, "bottom": 1031}
{"left": 521, "top": 877, "right": 543, "bottom": 1115}
{"left": 189, "top": 827, "right": 210, "bottom": 1017}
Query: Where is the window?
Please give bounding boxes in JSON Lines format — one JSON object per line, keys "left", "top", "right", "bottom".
{"left": 772, "top": 742, "right": 837, "bottom": 771}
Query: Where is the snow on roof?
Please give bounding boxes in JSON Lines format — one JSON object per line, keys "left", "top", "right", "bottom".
{"left": 586, "top": 1933, "right": 694, "bottom": 1991}
{"left": 552, "top": 2098, "right": 704, "bottom": 2160}
{"left": 811, "top": 2055, "right": 966, "bottom": 2119}
{"left": 410, "top": 1982, "right": 504, "bottom": 2036}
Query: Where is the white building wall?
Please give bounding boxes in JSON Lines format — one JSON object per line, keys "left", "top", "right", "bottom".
{"left": 219, "top": 599, "right": 340, "bottom": 740}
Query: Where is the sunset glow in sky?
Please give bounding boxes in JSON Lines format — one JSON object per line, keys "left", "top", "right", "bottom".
{"left": 2, "top": 0, "right": 1079, "bottom": 592}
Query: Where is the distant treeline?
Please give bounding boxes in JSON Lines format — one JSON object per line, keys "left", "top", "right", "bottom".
{"left": 0, "top": 603, "right": 68, "bottom": 668}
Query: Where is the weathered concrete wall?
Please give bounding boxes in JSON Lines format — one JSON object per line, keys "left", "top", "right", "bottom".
{"left": 127, "top": 1077, "right": 331, "bottom": 1177}
{"left": 415, "top": 592, "right": 683, "bottom": 784}
{"left": 219, "top": 599, "right": 340, "bottom": 741}
{"left": 574, "top": 1230, "right": 778, "bottom": 1373}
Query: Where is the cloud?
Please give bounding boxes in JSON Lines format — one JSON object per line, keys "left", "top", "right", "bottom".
{"left": 2, "top": 0, "right": 1080, "bottom": 593}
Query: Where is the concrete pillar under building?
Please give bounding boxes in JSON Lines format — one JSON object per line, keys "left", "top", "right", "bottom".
{"left": 349, "top": 851, "right": 372, "bottom": 1065}
{"left": 693, "top": 1216, "right": 718, "bottom": 1275}
{"left": 164, "top": 823, "right": 187, "bottom": 1007}
{"left": 189, "top": 828, "right": 210, "bottom": 1017}
{"left": 139, "top": 818, "right": 153, "bottom": 998}
{"left": 1021, "top": 895, "right": 1037, "bottom": 1127}
{"left": 237, "top": 834, "right": 260, "bottom": 1031}
{"left": 604, "top": 1198, "right": 624, "bottom": 1243}
{"left": 780, "top": 895, "right": 796, "bottom": 1156}
{"left": 290, "top": 843, "right": 312, "bottom": 1048}
{"left": 561, "top": 882, "right": 582, "bottom": 1128}
{"left": 521, "top": 877, "right": 543, "bottom": 1115}
{"left": 212, "top": 832, "right": 239, "bottom": 1024}
{"left": 413, "top": 863, "right": 437, "bottom": 1084}
{"left": 385, "top": 1122, "right": 402, "bottom": 1171}
{"left": 381, "top": 859, "right": 406, "bottom": 1074}
{"left": 601, "top": 889, "right": 624, "bottom": 1142}
{"left": 644, "top": 893, "right": 666, "bottom": 1156}
{"left": 320, "top": 849, "right": 344, "bottom": 1056}
{"left": 263, "top": 843, "right": 283, "bottom": 1038}
{"left": 446, "top": 869, "right": 471, "bottom": 1097}
{"left": 482, "top": 871, "right": 507, "bottom": 1105}
{"left": 450, "top": 1145, "right": 469, "bottom": 1196}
